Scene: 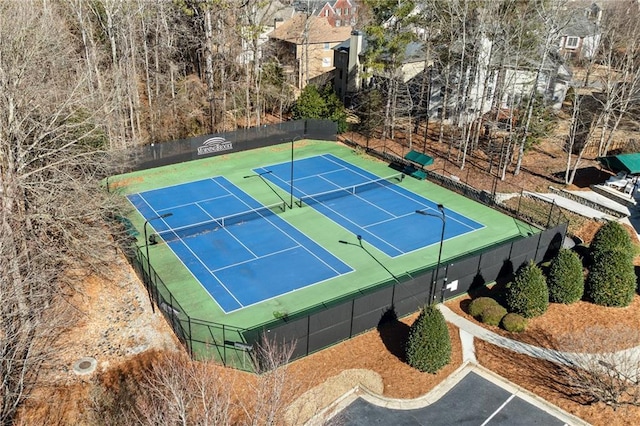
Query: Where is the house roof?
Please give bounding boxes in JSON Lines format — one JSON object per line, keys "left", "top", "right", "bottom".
{"left": 257, "top": 1, "right": 295, "bottom": 24}
{"left": 495, "top": 48, "right": 572, "bottom": 79}
{"left": 560, "top": 11, "right": 599, "bottom": 38}
{"left": 333, "top": 35, "right": 426, "bottom": 65}
{"left": 269, "top": 13, "right": 352, "bottom": 44}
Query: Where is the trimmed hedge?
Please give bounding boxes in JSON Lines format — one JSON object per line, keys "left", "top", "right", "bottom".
{"left": 406, "top": 305, "right": 451, "bottom": 373}
{"left": 590, "top": 221, "right": 633, "bottom": 261}
{"left": 505, "top": 261, "right": 549, "bottom": 318}
{"left": 547, "top": 248, "right": 584, "bottom": 304}
{"left": 586, "top": 250, "right": 636, "bottom": 307}
{"left": 479, "top": 304, "right": 507, "bottom": 327}
{"left": 501, "top": 313, "right": 527, "bottom": 333}
{"left": 468, "top": 297, "right": 500, "bottom": 318}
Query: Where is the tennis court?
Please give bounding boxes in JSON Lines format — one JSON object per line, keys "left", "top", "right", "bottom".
{"left": 127, "top": 176, "right": 352, "bottom": 312}
{"left": 255, "top": 154, "right": 484, "bottom": 257}
{"left": 114, "top": 140, "right": 538, "bottom": 340}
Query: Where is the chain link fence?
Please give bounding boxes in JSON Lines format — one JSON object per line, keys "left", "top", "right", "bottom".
{"left": 118, "top": 125, "right": 569, "bottom": 371}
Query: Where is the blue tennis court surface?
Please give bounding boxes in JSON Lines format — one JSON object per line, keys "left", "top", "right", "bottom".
{"left": 255, "top": 154, "right": 484, "bottom": 257}
{"left": 127, "top": 177, "right": 352, "bottom": 313}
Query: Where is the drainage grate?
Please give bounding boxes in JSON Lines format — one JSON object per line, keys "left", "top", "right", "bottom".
{"left": 73, "top": 357, "right": 97, "bottom": 375}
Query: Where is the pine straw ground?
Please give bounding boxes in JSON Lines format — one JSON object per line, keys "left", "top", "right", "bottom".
{"left": 19, "top": 134, "right": 640, "bottom": 425}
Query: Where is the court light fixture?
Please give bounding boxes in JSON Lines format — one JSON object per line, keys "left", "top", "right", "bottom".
{"left": 242, "top": 170, "right": 287, "bottom": 210}
{"left": 144, "top": 212, "right": 173, "bottom": 313}
{"left": 415, "top": 204, "right": 446, "bottom": 305}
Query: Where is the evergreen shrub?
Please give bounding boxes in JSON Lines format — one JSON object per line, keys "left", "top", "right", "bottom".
{"left": 479, "top": 304, "right": 507, "bottom": 327}
{"left": 405, "top": 305, "right": 451, "bottom": 373}
{"left": 468, "top": 297, "right": 500, "bottom": 318}
{"left": 501, "top": 313, "right": 528, "bottom": 333}
{"left": 547, "top": 249, "right": 584, "bottom": 304}
{"left": 586, "top": 250, "right": 636, "bottom": 307}
{"left": 505, "top": 261, "right": 549, "bottom": 318}
{"left": 590, "top": 221, "right": 633, "bottom": 261}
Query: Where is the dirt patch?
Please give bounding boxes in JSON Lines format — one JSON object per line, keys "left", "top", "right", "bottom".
{"left": 108, "top": 175, "right": 144, "bottom": 190}
{"left": 18, "top": 254, "right": 180, "bottom": 424}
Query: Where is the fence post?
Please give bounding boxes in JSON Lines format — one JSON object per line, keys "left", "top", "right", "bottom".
{"left": 516, "top": 189, "right": 523, "bottom": 219}
{"left": 188, "top": 316, "right": 193, "bottom": 359}
{"left": 546, "top": 201, "right": 555, "bottom": 228}
{"left": 222, "top": 324, "right": 226, "bottom": 366}
{"left": 349, "top": 299, "right": 355, "bottom": 338}
{"left": 306, "top": 315, "right": 311, "bottom": 356}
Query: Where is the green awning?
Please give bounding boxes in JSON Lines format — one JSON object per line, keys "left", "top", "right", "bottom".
{"left": 404, "top": 150, "right": 434, "bottom": 167}
{"left": 597, "top": 153, "right": 640, "bottom": 175}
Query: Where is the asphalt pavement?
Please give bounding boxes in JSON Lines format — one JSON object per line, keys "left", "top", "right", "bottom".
{"left": 325, "top": 368, "right": 576, "bottom": 426}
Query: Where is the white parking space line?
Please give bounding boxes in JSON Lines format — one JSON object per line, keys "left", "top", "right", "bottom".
{"left": 480, "top": 394, "right": 515, "bottom": 426}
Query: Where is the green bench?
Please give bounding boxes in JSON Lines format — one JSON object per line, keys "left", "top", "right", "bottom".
{"left": 410, "top": 169, "right": 428, "bottom": 180}
{"left": 403, "top": 150, "right": 433, "bottom": 180}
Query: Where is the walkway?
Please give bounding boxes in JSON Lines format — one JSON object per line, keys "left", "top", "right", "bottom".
{"left": 313, "top": 304, "right": 640, "bottom": 426}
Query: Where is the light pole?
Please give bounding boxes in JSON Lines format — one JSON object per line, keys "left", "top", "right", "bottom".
{"left": 144, "top": 212, "right": 173, "bottom": 312}
{"left": 290, "top": 135, "right": 303, "bottom": 209}
{"left": 415, "top": 204, "right": 446, "bottom": 305}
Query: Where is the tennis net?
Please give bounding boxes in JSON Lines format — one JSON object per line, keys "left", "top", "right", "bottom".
{"left": 296, "top": 174, "right": 404, "bottom": 207}
{"left": 154, "top": 202, "right": 285, "bottom": 243}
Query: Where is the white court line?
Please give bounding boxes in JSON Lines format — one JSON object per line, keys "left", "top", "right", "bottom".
{"left": 158, "top": 192, "right": 232, "bottom": 212}
{"left": 227, "top": 186, "right": 347, "bottom": 275}
{"left": 321, "top": 153, "right": 482, "bottom": 231}
{"left": 137, "top": 188, "right": 243, "bottom": 310}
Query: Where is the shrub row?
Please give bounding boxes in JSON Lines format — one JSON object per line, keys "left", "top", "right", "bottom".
{"left": 404, "top": 221, "right": 637, "bottom": 375}
{"left": 468, "top": 297, "right": 527, "bottom": 332}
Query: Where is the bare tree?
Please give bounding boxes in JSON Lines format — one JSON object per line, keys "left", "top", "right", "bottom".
{"left": 592, "top": 3, "right": 640, "bottom": 157}
{"left": 244, "top": 334, "right": 297, "bottom": 426}
{"left": 135, "top": 352, "right": 235, "bottom": 426}
{"left": 0, "top": 1, "right": 126, "bottom": 423}
{"left": 89, "top": 335, "right": 298, "bottom": 426}
{"left": 551, "top": 326, "right": 640, "bottom": 411}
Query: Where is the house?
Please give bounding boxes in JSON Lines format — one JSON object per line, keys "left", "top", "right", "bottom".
{"left": 335, "top": 30, "right": 572, "bottom": 124}
{"left": 558, "top": 3, "right": 602, "bottom": 60}
{"left": 293, "top": 0, "right": 358, "bottom": 27}
{"left": 237, "top": 0, "right": 294, "bottom": 64}
{"left": 333, "top": 30, "right": 428, "bottom": 105}
{"left": 495, "top": 50, "right": 573, "bottom": 111}
{"left": 268, "top": 13, "right": 352, "bottom": 91}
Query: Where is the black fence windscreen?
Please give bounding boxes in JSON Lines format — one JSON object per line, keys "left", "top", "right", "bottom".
{"left": 117, "top": 121, "right": 568, "bottom": 371}
{"left": 124, "top": 119, "right": 337, "bottom": 172}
